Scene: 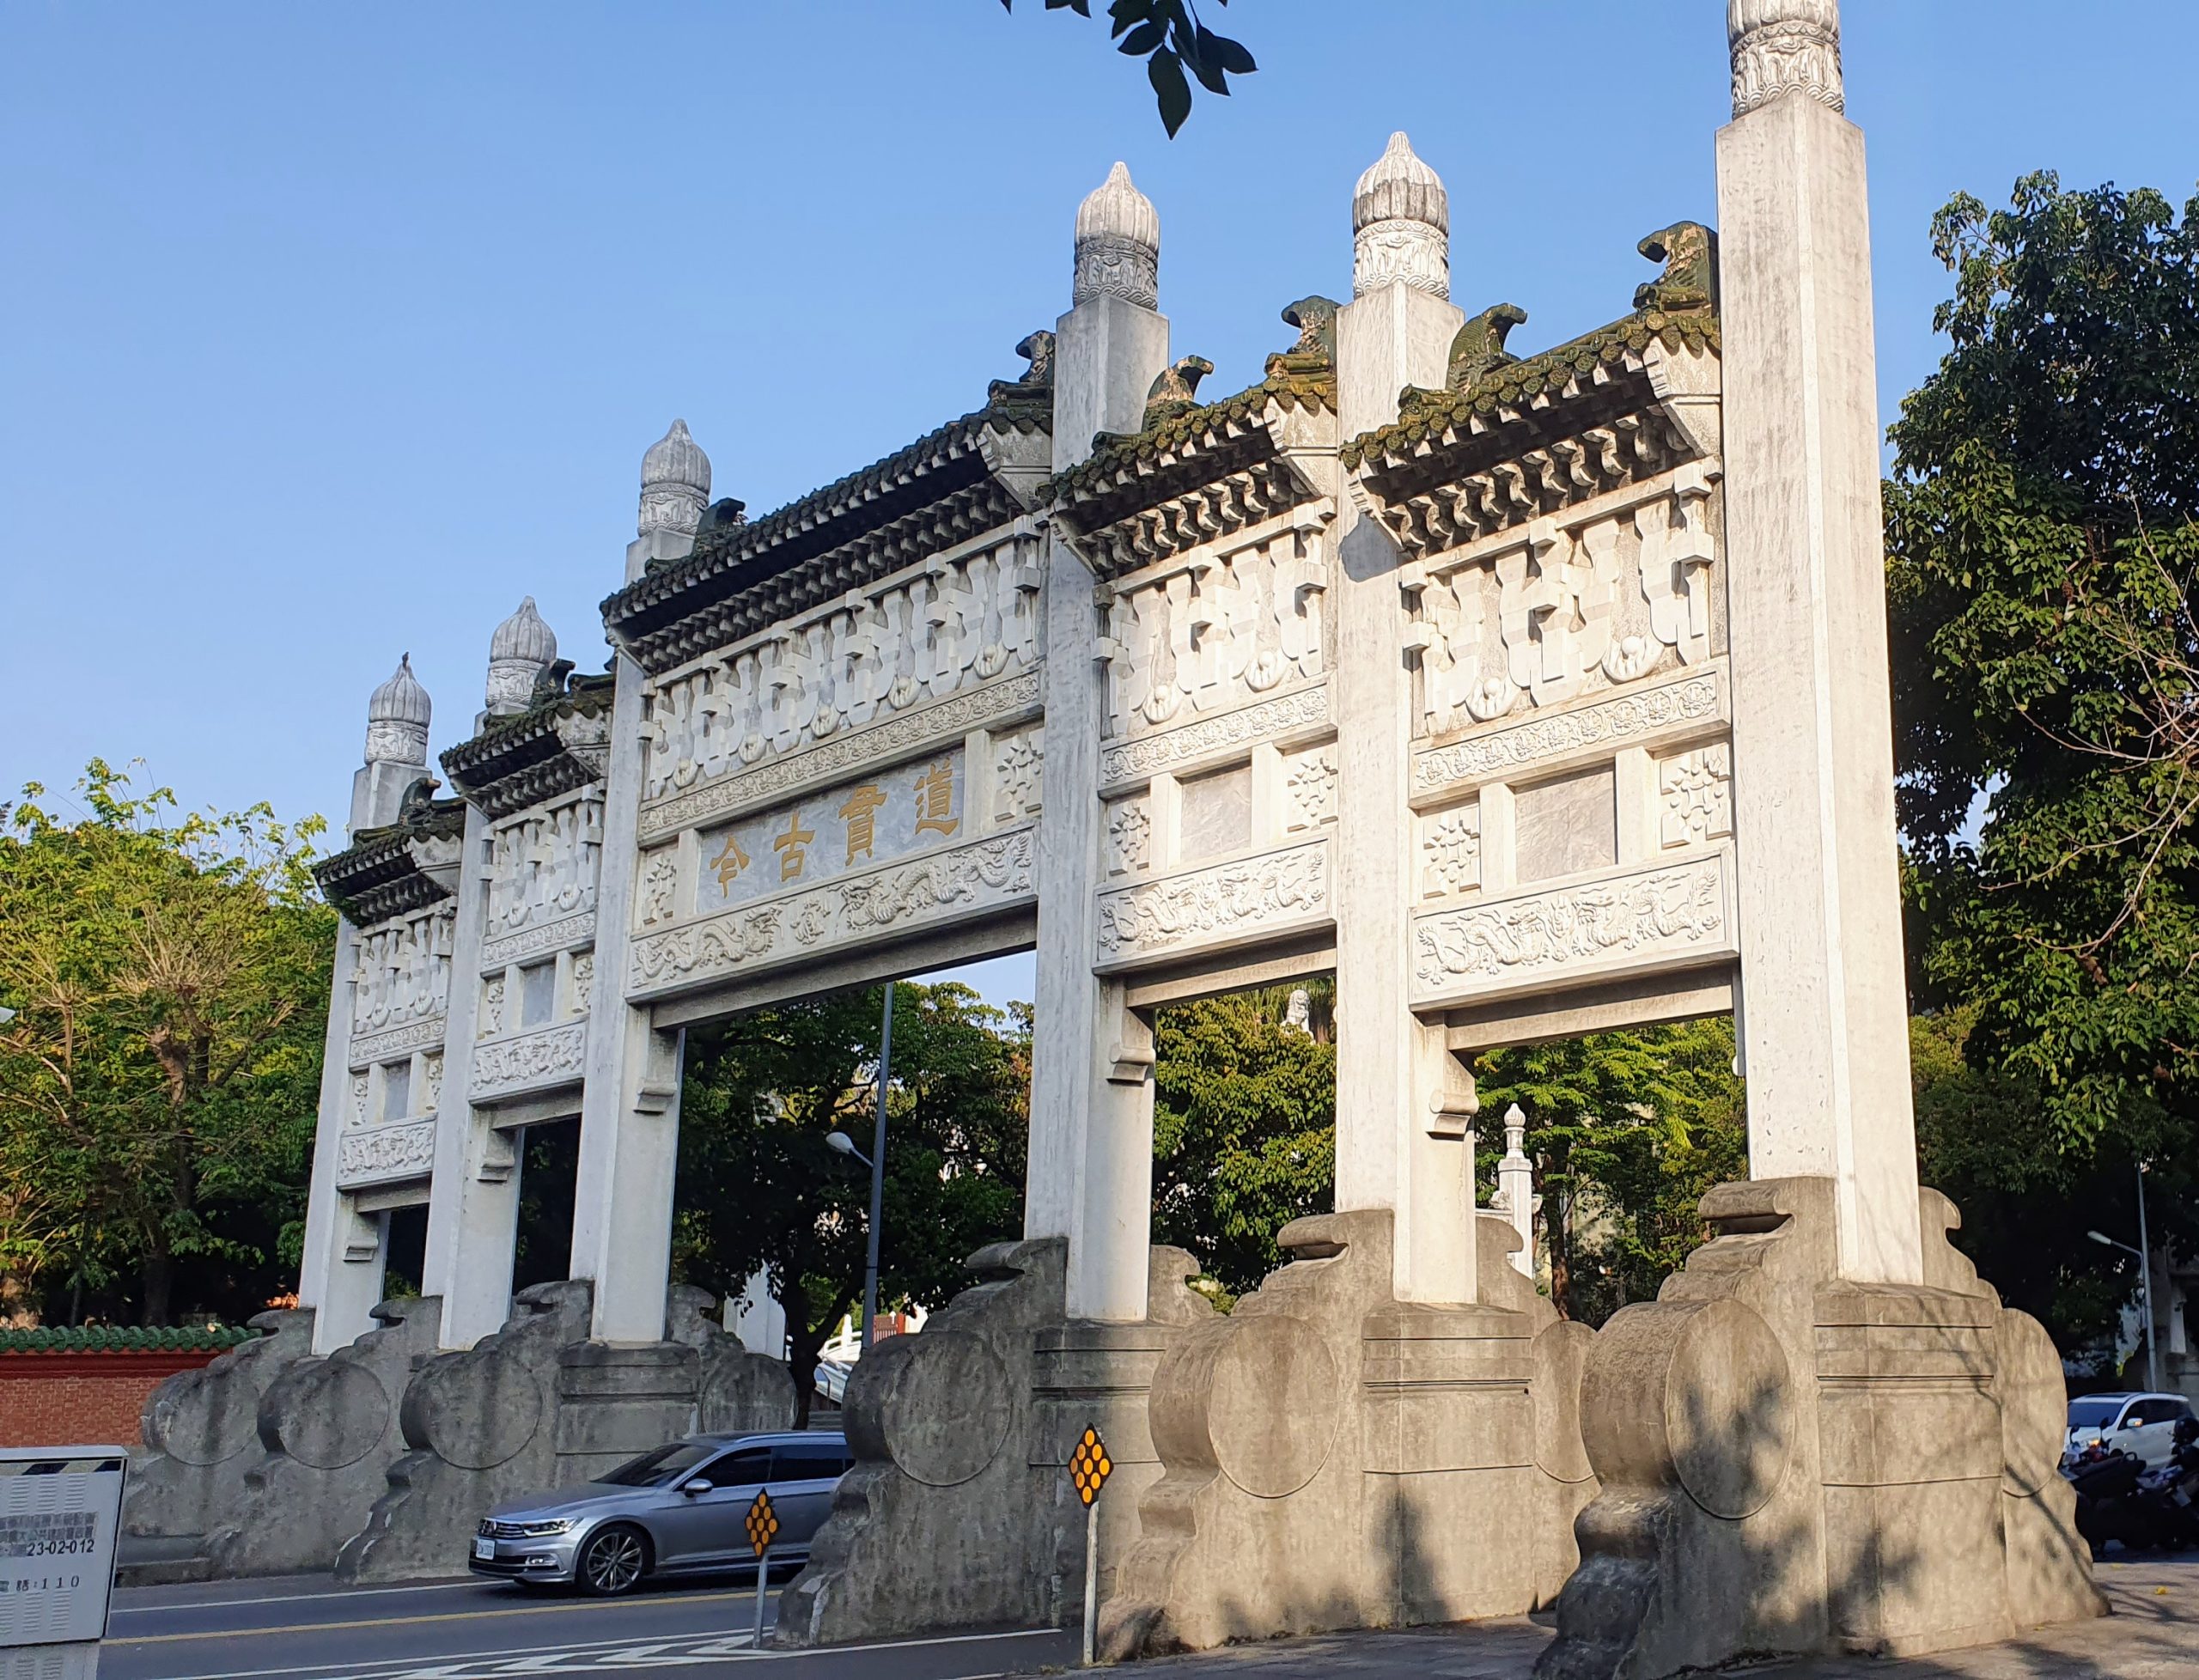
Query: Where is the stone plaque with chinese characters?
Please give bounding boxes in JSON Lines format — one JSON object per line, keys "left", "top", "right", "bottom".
{"left": 696, "top": 750, "right": 969, "bottom": 913}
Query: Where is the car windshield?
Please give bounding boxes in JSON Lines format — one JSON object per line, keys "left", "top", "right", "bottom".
{"left": 2068, "top": 1400, "right": 2122, "bottom": 1430}
{"left": 598, "top": 1442, "right": 716, "bottom": 1487}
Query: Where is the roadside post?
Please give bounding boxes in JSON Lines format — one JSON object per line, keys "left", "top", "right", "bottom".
{"left": 0, "top": 1445, "right": 129, "bottom": 1680}
{"left": 744, "top": 1487, "right": 778, "bottom": 1647}
{"left": 1068, "top": 1426, "right": 1113, "bottom": 1666}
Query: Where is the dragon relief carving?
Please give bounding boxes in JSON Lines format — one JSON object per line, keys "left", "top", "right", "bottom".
{"left": 1412, "top": 857, "right": 1727, "bottom": 993}
{"left": 336, "top": 1119, "right": 437, "bottom": 1189}
{"left": 1095, "top": 843, "right": 1329, "bottom": 962}
{"left": 471, "top": 1021, "right": 588, "bottom": 1097}
{"left": 626, "top": 831, "right": 1035, "bottom": 992}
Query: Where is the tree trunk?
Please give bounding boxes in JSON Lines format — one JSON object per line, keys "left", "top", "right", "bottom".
{"left": 1542, "top": 1181, "right": 1573, "bottom": 1321}
{"left": 141, "top": 1251, "right": 174, "bottom": 1328}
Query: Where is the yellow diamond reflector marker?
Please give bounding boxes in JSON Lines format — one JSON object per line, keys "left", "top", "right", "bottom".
{"left": 1069, "top": 1424, "right": 1113, "bottom": 1507}
{"left": 745, "top": 1487, "right": 780, "bottom": 1558}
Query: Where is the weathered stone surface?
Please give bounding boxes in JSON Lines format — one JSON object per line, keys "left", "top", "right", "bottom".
{"left": 125, "top": 1306, "right": 316, "bottom": 1549}
{"left": 1536, "top": 1180, "right": 2104, "bottom": 1680}
{"left": 202, "top": 1295, "right": 444, "bottom": 1578}
{"left": 335, "top": 1281, "right": 797, "bottom": 1583}
{"left": 1103, "top": 1209, "right": 1590, "bottom": 1659}
{"left": 775, "top": 1239, "right": 1209, "bottom": 1647}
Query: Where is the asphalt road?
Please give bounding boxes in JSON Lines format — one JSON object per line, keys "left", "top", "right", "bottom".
{"left": 98, "top": 1571, "right": 1079, "bottom": 1680}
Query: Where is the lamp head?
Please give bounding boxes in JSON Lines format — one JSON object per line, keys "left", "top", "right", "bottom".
{"left": 826, "top": 1131, "right": 856, "bottom": 1156}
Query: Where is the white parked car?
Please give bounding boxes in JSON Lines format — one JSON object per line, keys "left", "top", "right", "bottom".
{"left": 2066, "top": 1391, "right": 2196, "bottom": 1469}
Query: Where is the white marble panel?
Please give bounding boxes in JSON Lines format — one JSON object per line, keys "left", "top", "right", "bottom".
{"left": 1515, "top": 766, "right": 1617, "bottom": 885}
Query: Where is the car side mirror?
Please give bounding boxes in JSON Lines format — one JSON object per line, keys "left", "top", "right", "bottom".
{"left": 681, "top": 1478, "right": 711, "bottom": 1496}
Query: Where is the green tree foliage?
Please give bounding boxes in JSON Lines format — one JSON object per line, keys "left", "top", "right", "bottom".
{"left": 673, "top": 980, "right": 1027, "bottom": 1421}
{"left": 1149, "top": 983, "right": 1334, "bottom": 1297}
{"left": 1888, "top": 174, "right": 2199, "bottom": 1151}
{"left": 998, "top": 0, "right": 1254, "bottom": 136}
{"left": 1471, "top": 1019, "right": 1745, "bottom": 1324}
{"left": 0, "top": 762, "right": 332, "bottom": 1325}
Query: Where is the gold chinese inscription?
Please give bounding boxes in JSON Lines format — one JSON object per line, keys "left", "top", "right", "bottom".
{"left": 709, "top": 831, "right": 751, "bottom": 888}
{"left": 912, "top": 760, "right": 959, "bottom": 840}
{"left": 838, "top": 783, "right": 888, "bottom": 863}
{"left": 772, "top": 813, "right": 816, "bottom": 881}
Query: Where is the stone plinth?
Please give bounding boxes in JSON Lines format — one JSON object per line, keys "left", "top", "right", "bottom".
{"left": 335, "top": 1281, "right": 796, "bottom": 1583}
{"left": 125, "top": 1307, "right": 316, "bottom": 1555}
{"left": 204, "top": 1294, "right": 443, "bottom": 1577}
{"left": 1102, "top": 1209, "right": 1592, "bottom": 1658}
{"left": 775, "top": 1239, "right": 1210, "bottom": 1647}
{"left": 1535, "top": 1178, "right": 2103, "bottom": 1680}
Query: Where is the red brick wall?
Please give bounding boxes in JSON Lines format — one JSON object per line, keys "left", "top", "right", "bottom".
{"left": 0, "top": 1352, "right": 222, "bottom": 1449}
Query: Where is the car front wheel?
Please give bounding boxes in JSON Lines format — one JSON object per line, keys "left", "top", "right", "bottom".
{"left": 576, "top": 1524, "right": 649, "bottom": 1597}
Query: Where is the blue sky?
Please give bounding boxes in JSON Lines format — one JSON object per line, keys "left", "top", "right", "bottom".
{"left": 6, "top": 2, "right": 2196, "bottom": 1009}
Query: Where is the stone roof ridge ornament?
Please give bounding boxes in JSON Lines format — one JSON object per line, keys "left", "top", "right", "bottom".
{"left": 1634, "top": 221, "right": 1720, "bottom": 314}
{"left": 366, "top": 653, "right": 431, "bottom": 765}
{"left": 988, "top": 329, "right": 1058, "bottom": 407}
{"left": 1073, "top": 161, "right": 1160, "bottom": 310}
{"left": 1446, "top": 302, "right": 1528, "bottom": 393}
{"left": 1352, "top": 131, "right": 1449, "bottom": 301}
{"left": 1265, "top": 295, "right": 1339, "bottom": 380}
{"left": 1728, "top": 0, "right": 1843, "bottom": 119}
{"left": 1140, "top": 355, "right": 1213, "bottom": 430}
{"left": 638, "top": 417, "right": 711, "bottom": 539}
{"left": 484, "top": 596, "right": 557, "bottom": 715}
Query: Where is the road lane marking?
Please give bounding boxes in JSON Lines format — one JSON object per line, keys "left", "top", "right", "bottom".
{"left": 107, "top": 1587, "right": 756, "bottom": 1645}
{"left": 113, "top": 1579, "right": 488, "bottom": 1614}
{"left": 141, "top": 1622, "right": 1069, "bottom": 1680}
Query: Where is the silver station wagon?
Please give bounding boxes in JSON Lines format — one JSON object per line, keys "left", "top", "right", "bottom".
{"left": 469, "top": 1430, "right": 852, "bottom": 1595}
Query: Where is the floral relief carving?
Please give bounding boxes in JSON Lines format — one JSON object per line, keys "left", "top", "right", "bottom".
{"left": 471, "top": 1021, "right": 588, "bottom": 1099}
{"left": 336, "top": 1118, "right": 437, "bottom": 1190}
{"left": 640, "top": 852, "right": 679, "bottom": 927}
{"left": 349, "top": 1074, "right": 370, "bottom": 1127}
{"left": 423, "top": 1052, "right": 443, "bottom": 1115}
{"left": 993, "top": 729, "right": 1044, "bottom": 822}
{"left": 1660, "top": 744, "right": 1733, "bottom": 846}
{"left": 1422, "top": 806, "right": 1482, "bottom": 897}
{"left": 1098, "top": 682, "right": 1330, "bottom": 788}
{"left": 1283, "top": 747, "right": 1337, "bottom": 831}
{"left": 1095, "top": 843, "right": 1329, "bottom": 963}
{"left": 1101, "top": 529, "right": 1327, "bottom": 741}
{"left": 1106, "top": 800, "right": 1150, "bottom": 876}
{"left": 1411, "top": 672, "right": 1721, "bottom": 798}
{"left": 1411, "top": 856, "right": 1727, "bottom": 995}
{"left": 641, "top": 539, "right": 1042, "bottom": 807}
{"left": 570, "top": 952, "right": 594, "bottom": 1013}
{"left": 478, "top": 975, "right": 504, "bottom": 1039}
{"left": 480, "top": 910, "right": 596, "bottom": 971}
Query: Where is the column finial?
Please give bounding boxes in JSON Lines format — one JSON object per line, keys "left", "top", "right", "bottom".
{"left": 1352, "top": 131, "right": 1449, "bottom": 301}
{"left": 365, "top": 654, "right": 431, "bottom": 766}
{"left": 1727, "top": 0, "right": 1843, "bottom": 119}
{"left": 639, "top": 417, "right": 710, "bottom": 539}
{"left": 1073, "top": 161, "right": 1160, "bottom": 310}
{"left": 484, "top": 596, "right": 557, "bottom": 716}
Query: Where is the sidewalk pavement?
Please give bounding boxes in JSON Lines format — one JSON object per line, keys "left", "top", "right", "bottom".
{"left": 1111, "top": 1556, "right": 2194, "bottom": 1680}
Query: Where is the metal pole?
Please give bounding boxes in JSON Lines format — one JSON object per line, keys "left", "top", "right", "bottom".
{"left": 1081, "top": 1494, "right": 1099, "bottom": 1667}
{"left": 861, "top": 985, "right": 894, "bottom": 1351}
{"left": 2139, "top": 1160, "right": 2160, "bottom": 1392}
{"left": 753, "top": 1543, "right": 770, "bottom": 1645}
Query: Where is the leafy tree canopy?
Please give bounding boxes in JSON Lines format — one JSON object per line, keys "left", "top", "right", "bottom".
{"left": 1889, "top": 174, "right": 2199, "bottom": 1153}
{"left": 1150, "top": 982, "right": 1334, "bottom": 1298}
{"left": 0, "top": 762, "right": 332, "bottom": 1326}
{"left": 673, "top": 980, "right": 1028, "bottom": 1421}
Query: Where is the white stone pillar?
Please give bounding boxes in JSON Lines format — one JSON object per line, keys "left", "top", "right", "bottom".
{"left": 297, "top": 916, "right": 390, "bottom": 1352}
{"left": 1025, "top": 163, "right": 1171, "bottom": 1323}
{"left": 1331, "top": 135, "right": 1470, "bottom": 1305}
{"left": 1716, "top": 0, "right": 1923, "bottom": 1283}
{"left": 1495, "top": 1105, "right": 1536, "bottom": 1278}
{"left": 419, "top": 802, "right": 522, "bottom": 1348}
{"left": 568, "top": 650, "right": 685, "bottom": 1342}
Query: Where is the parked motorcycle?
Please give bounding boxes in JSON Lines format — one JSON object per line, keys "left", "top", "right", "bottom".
{"left": 2068, "top": 1416, "right": 2199, "bottom": 1555}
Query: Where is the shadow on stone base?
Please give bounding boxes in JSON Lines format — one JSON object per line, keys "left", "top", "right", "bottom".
{"left": 1534, "top": 1178, "right": 2106, "bottom": 1680}
{"left": 1101, "top": 1208, "right": 1593, "bottom": 1658}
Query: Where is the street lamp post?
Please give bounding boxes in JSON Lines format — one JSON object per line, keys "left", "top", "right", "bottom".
{"left": 825, "top": 984, "right": 895, "bottom": 1353}
{"left": 2089, "top": 1214, "right": 2162, "bottom": 1393}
